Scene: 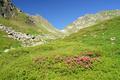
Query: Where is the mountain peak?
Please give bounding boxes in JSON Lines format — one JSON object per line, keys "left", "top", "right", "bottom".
{"left": 64, "top": 10, "right": 120, "bottom": 35}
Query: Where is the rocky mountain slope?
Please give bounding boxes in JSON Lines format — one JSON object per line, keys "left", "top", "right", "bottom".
{"left": 0, "top": 0, "right": 61, "bottom": 35}
{"left": 64, "top": 10, "right": 120, "bottom": 35}
{"left": 0, "top": 0, "right": 63, "bottom": 47}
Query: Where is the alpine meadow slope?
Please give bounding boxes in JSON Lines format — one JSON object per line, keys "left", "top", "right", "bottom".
{"left": 0, "top": 16, "right": 120, "bottom": 80}
{"left": 0, "top": 0, "right": 120, "bottom": 80}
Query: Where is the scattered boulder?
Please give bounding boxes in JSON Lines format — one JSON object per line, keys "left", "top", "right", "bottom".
{"left": 0, "top": 24, "right": 56, "bottom": 47}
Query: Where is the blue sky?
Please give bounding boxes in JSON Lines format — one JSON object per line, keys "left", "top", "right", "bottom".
{"left": 12, "top": 0, "right": 120, "bottom": 29}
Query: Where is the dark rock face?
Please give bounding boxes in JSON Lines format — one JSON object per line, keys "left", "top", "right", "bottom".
{"left": 0, "top": 0, "right": 19, "bottom": 18}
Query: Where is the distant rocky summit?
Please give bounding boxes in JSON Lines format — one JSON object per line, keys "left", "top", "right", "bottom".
{"left": 64, "top": 10, "right": 120, "bottom": 35}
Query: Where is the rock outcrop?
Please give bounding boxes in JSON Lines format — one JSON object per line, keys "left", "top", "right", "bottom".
{"left": 0, "top": 24, "right": 56, "bottom": 47}
{"left": 0, "top": 0, "right": 20, "bottom": 18}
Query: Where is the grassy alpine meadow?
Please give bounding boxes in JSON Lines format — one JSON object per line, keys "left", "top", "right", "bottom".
{"left": 0, "top": 17, "right": 120, "bottom": 80}
{"left": 0, "top": 30, "right": 21, "bottom": 53}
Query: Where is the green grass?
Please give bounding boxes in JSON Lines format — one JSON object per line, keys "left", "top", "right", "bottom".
{"left": 0, "top": 30, "right": 21, "bottom": 53}
{"left": 0, "top": 13, "right": 56, "bottom": 35}
{"left": 0, "top": 17, "right": 120, "bottom": 80}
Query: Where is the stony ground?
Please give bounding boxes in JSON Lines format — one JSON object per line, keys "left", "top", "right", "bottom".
{"left": 0, "top": 24, "right": 57, "bottom": 47}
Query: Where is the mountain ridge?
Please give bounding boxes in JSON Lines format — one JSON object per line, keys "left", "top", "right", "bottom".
{"left": 63, "top": 10, "right": 120, "bottom": 35}
{"left": 0, "top": 0, "right": 61, "bottom": 35}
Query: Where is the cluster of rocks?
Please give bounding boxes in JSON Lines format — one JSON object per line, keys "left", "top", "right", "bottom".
{"left": 64, "top": 10, "right": 120, "bottom": 35}
{"left": 0, "top": 24, "right": 56, "bottom": 47}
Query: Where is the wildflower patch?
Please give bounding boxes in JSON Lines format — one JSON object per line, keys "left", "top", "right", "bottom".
{"left": 32, "top": 51, "right": 100, "bottom": 69}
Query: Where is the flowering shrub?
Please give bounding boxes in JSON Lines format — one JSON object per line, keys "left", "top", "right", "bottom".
{"left": 65, "top": 56, "right": 92, "bottom": 68}
{"left": 32, "top": 51, "right": 100, "bottom": 69}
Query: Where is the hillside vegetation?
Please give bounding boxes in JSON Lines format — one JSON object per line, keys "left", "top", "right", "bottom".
{"left": 0, "top": 30, "right": 21, "bottom": 53}
{"left": 0, "top": 13, "right": 60, "bottom": 35}
{"left": 0, "top": 16, "right": 120, "bottom": 80}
